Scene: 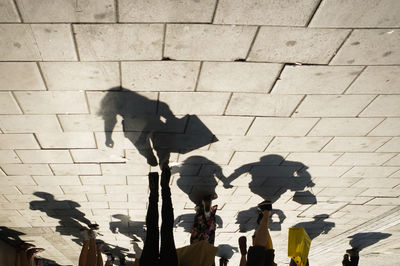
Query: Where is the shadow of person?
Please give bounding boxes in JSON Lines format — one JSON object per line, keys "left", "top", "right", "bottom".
{"left": 173, "top": 155, "right": 227, "bottom": 206}
{"left": 348, "top": 232, "right": 392, "bottom": 252}
{"left": 292, "top": 214, "right": 335, "bottom": 240}
{"left": 174, "top": 213, "right": 223, "bottom": 233}
{"left": 216, "top": 244, "right": 239, "bottom": 260}
{"left": 236, "top": 207, "right": 287, "bottom": 232}
{"left": 109, "top": 214, "right": 146, "bottom": 242}
{"left": 29, "top": 192, "right": 93, "bottom": 243}
{"left": 224, "top": 154, "right": 316, "bottom": 231}
{"left": 0, "top": 226, "right": 25, "bottom": 247}
{"left": 98, "top": 87, "right": 216, "bottom": 166}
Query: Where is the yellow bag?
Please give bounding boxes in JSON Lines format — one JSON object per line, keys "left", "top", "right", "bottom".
{"left": 288, "top": 227, "right": 311, "bottom": 266}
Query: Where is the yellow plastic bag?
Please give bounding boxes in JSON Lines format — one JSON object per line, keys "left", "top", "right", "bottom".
{"left": 288, "top": 227, "right": 311, "bottom": 266}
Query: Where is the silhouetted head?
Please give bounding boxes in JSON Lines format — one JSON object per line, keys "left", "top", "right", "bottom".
{"left": 259, "top": 154, "right": 284, "bottom": 164}
{"left": 33, "top": 192, "right": 54, "bottom": 201}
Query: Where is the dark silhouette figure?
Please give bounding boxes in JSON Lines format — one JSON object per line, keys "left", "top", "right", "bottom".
{"left": 236, "top": 207, "right": 287, "bottom": 232}
{"left": 223, "top": 155, "right": 316, "bottom": 231}
{"left": 292, "top": 214, "right": 335, "bottom": 240}
{"left": 173, "top": 156, "right": 227, "bottom": 206}
{"left": 216, "top": 244, "right": 239, "bottom": 260}
{"left": 0, "top": 226, "right": 25, "bottom": 247}
{"left": 173, "top": 213, "right": 223, "bottom": 233}
{"left": 99, "top": 87, "right": 216, "bottom": 166}
{"left": 109, "top": 214, "right": 146, "bottom": 242}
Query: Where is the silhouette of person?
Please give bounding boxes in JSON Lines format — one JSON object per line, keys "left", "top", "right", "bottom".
{"left": 99, "top": 87, "right": 216, "bottom": 167}
{"left": 224, "top": 155, "right": 316, "bottom": 230}
{"left": 109, "top": 214, "right": 145, "bottom": 242}
{"left": 292, "top": 214, "right": 335, "bottom": 240}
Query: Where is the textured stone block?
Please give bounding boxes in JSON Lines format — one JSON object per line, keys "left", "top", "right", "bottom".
{"left": 308, "top": 118, "right": 383, "bottom": 136}
{"left": 368, "top": 118, "right": 400, "bottom": 137}
{"left": 271, "top": 65, "right": 363, "bottom": 94}
{"left": 359, "top": 188, "right": 400, "bottom": 197}
{"left": 226, "top": 94, "right": 303, "bottom": 116}
{"left": 0, "top": 115, "right": 62, "bottom": 133}
{"left": 0, "top": 0, "right": 20, "bottom": 22}
{"left": 14, "top": 91, "right": 88, "bottom": 114}
{"left": 351, "top": 178, "right": 400, "bottom": 188}
{"left": 119, "top": 0, "right": 215, "bottom": 22}
{"left": 32, "top": 176, "right": 80, "bottom": 185}
{"left": 284, "top": 153, "right": 342, "bottom": 166}
{"left": 305, "top": 166, "right": 351, "bottom": 178}
{"left": 266, "top": 137, "right": 331, "bottom": 152}
{"left": 334, "top": 153, "right": 396, "bottom": 166}
{"left": 331, "top": 29, "right": 400, "bottom": 65}
{"left": 0, "top": 164, "right": 52, "bottom": 175}
{"left": 87, "top": 193, "right": 127, "bottom": 202}
{"left": 16, "top": 150, "right": 73, "bottom": 163}
{"left": 164, "top": 24, "right": 257, "bottom": 61}
{"left": 105, "top": 185, "right": 147, "bottom": 194}
{"left": 16, "top": 0, "right": 115, "bottom": 22}
{"left": 0, "top": 63, "right": 45, "bottom": 91}
{"left": 186, "top": 116, "right": 253, "bottom": 136}
{"left": 0, "top": 186, "right": 20, "bottom": 195}
{"left": 228, "top": 152, "right": 287, "bottom": 166}
{"left": 293, "top": 95, "right": 375, "bottom": 117}
{"left": 385, "top": 154, "right": 400, "bottom": 166}
{"left": 41, "top": 62, "right": 119, "bottom": 91}
{"left": 0, "top": 92, "right": 22, "bottom": 114}
{"left": 247, "top": 118, "right": 318, "bottom": 137}
{"left": 0, "top": 150, "right": 21, "bottom": 163}
{"left": 49, "top": 164, "right": 101, "bottom": 175}
{"left": 36, "top": 132, "right": 96, "bottom": 148}
{"left": 101, "top": 163, "right": 150, "bottom": 175}
{"left": 0, "top": 24, "right": 40, "bottom": 60}
{"left": 376, "top": 137, "right": 400, "bottom": 152}
{"left": 317, "top": 188, "right": 366, "bottom": 197}
{"left": 61, "top": 185, "right": 105, "bottom": 194}
{"left": 0, "top": 134, "right": 39, "bottom": 149}
{"left": 198, "top": 62, "right": 282, "bottom": 93}
{"left": 214, "top": 0, "right": 319, "bottom": 26}
{"left": 71, "top": 149, "right": 125, "bottom": 163}
{"left": 209, "top": 136, "right": 272, "bottom": 152}
{"left": 360, "top": 95, "right": 400, "bottom": 117}
{"left": 159, "top": 92, "right": 230, "bottom": 115}
{"left": 59, "top": 115, "right": 123, "bottom": 132}
{"left": 81, "top": 175, "right": 126, "bottom": 185}
{"left": 0, "top": 176, "right": 35, "bottom": 185}
{"left": 248, "top": 27, "right": 350, "bottom": 64}
{"left": 346, "top": 66, "right": 400, "bottom": 94}
{"left": 122, "top": 61, "right": 199, "bottom": 92}
{"left": 74, "top": 24, "right": 163, "bottom": 60}
{"left": 311, "top": 177, "right": 360, "bottom": 188}
{"left": 322, "top": 137, "right": 389, "bottom": 152}
{"left": 343, "top": 166, "right": 399, "bottom": 178}
{"left": 86, "top": 91, "right": 158, "bottom": 115}
{"left": 309, "top": 0, "right": 400, "bottom": 28}
{"left": 30, "top": 24, "right": 77, "bottom": 61}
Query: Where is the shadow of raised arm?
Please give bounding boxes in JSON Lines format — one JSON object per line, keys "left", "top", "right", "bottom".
{"left": 224, "top": 164, "right": 252, "bottom": 188}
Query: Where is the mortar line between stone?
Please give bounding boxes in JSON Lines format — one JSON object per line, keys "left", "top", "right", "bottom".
{"left": 211, "top": 0, "right": 220, "bottom": 24}
{"left": 372, "top": 136, "right": 393, "bottom": 153}
{"left": 289, "top": 94, "right": 306, "bottom": 117}
{"left": 317, "top": 136, "right": 334, "bottom": 152}
{"left": 161, "top": 24, "right": 167, "bottom": 58}
{"left": 70, "top": 24, "right": 81, "bottom": 61}
{"left": 327, "top": 29, "right": 353, "bottom": 65}
{"left": 329, "top": 152, "right": 345, "bottom": 166}
{"left": 341, "top": 66, "right": 367, "bottom": 95}
{"left": 263, "top": 136, "right": 275, "bottom": 152}
{"left": 32, "top": 133, "right": 43, "bottom": 149}
{"left": 304, "top": 117, "right": 321, "bottom": 136}
{"left": 244, "top": 116, "right": 256, "bottom": 136}
{"left": 10, "top": 91, "right": 24, "bottom": 114}
{"left": 118, "top": 61, "right": 123, "bottom": 87}
{"left": 12, "top": 0, "right": 24, "bottom": 23}
{"left": 226, "top": 150, "right": 236, "bottom": 165}
{"left": 55, "top": 114, "right": 65, "bottom": 133}
{"left": 355, "top": 94, "right": 379, "bottom": 117}
{"left": 364, "top": 117, "right": 386, "bottom": 136}
{"left": 380, "top": 151, "right": 398, "bottom": 166}
{"left": 268, "top": 63, "right": 285, "bottom": 93}
{"left": 245, "top": 26, "right": 260, "bottom": 60}
{"left": 114, "top": 0, "right": 119, "bottom": 23}
{"left": 36, "top": 62, "right": 50, "bottom": 91}
{"left": 305, "top": 0, "right": 323, "bottom": 27}
{"left": 222, "top": 92, "right": 233, "bottom": 115}
{"left": 193, "top": 61, "right": 203, "bottom": 92}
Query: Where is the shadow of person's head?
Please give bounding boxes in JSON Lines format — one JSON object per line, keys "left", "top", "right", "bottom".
{"left": 348, "top": 232, "right": 392, "bottom": 251}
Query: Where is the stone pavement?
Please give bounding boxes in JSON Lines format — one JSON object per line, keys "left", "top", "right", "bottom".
{"left": 0, "top": 0, "right": 399, "bottom": 265}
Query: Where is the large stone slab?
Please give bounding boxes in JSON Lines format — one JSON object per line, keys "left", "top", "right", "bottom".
{"left": 247, "top": 118, "right": 318, "bottom": 136}
{"left": 377, "top": 137, "right": 400, "bottom": 152}
{"left": 0, "top": 134, "right": 39, "bottom": 149}
{"left": 0, "top": 164, "right": 53, "bottom": 175}
{"left": 271, "top": 65, "right": 363, "bottom": 94}
{"left": 309, "top": 0, "right": 400, "bottom": 28}
{"left": 164, "top": 24, "right": 257, "bottom": 61}
{"left": 32, "top": 176, "right": 81, "bottom": 185}
{"left": 209, "top": 136, "right": 272, "bottom": 152}
{"left": 368, "top": 118, "right": 400, "bottom": 136}
{"left": 359, "top": 95, "right": 400, "bottom": 117}
{"left": 266, "top": 137, "right": 331, "bottom": 152}
{"left": 119, "top": 0, "right": 215, "bottom": 22}
{"left": 308, "top": 118, "right": 383, "bottom": 136}
{"left": 16, "top": 150, "right": 73, "bottom": 163}
{"left": 30, "top": 24, "right": 77, "bottom": 61}
{"left": 122, "top": 61, "right": 200, "bottom": 91}
{"left": 331, "top": 29, "right": 400, "bottom": 65}
{"left": 0, "top": 0, "right": 20, "bottom": 22}
{"left": 284, "top": 152, "right": 342, "bottom": 166}
{"left": 58, "top": 115, "right": 123, "bottom": 132}
{"left": 74, "top": 24, "right": 163, "bottom": 60}
{"left": 41, "top": 62, "right": 119, "bottom": 91}
{"left": 0, "top": 24, "right": 40, "bottom": 60}
{"left": 248, "top": 27, "right": 350, "bottom": 64}
{"left": 35, "top": 132, "right": 96, "bottom": 148}
{"left": 159, "top": 92, "right": 230, "bottom": 115}
{"left": 70, "top": 149, "right": 125, "bottom": 163}
{"left": 0, "top": 63, "right": 45, "bottom": 91}
{"left": 16, "top": 0, "right": 115, "bottom": 22}
{"left": 333, "top": 153, "right": 397, "bottom": 166}
{"left": 14, "top": 91, "right": 88, "bottom": 114}
{"left": 347, "top": 66, "right": 400, "bottom": 94}
{"left": 293, "top": 95, "right": 375, "bottom": 117}
{"left": 225, "top": 94, "right": 303, "bottom": 116}
{"left": 49, "top": 164, "right": 101, "bottom": 176}
{"left": 198, "top": 62, "right": 282, "bottom": 93}
{"left": 0, "top": 150, "right": 21, "bottom": 163}
{"left": 343, "top": 167, "right": 399, "bottom": 178}
{"left": 322, "top": 137, "right": 390, "bottom": 152}
{"left": 0, "top": 92, "right": 22, "bottom": 114}
{"left": 214, "top": 0, "right": 319, "bottom": 26}
{"left": 0, "top": 115, "right": 62, "bottom": 133}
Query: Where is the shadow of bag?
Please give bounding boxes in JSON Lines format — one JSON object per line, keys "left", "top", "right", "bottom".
{"left": 293, "top": 190, "right": 317, "bottom": 205}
